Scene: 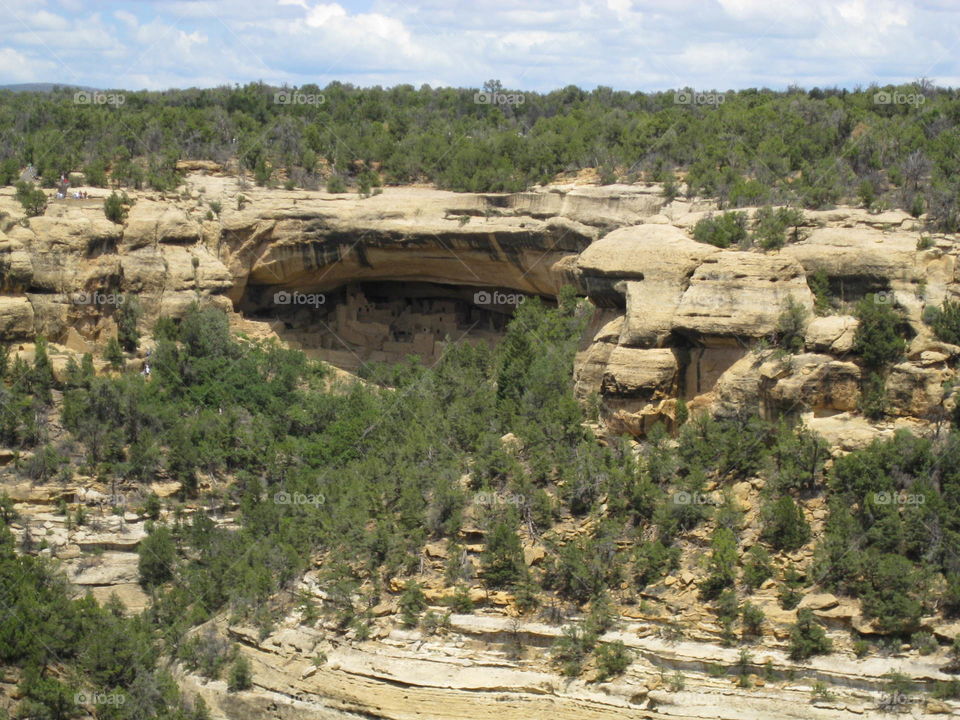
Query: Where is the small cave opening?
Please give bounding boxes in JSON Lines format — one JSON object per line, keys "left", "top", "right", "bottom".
{"left": 814, "top": 273, "right": 892, "bottom": 305}
{"left": 239, "top": 280, "right": 545, "bottom": 371}
{"left": 668, "top": 331, "right": 752, "bottom": 401}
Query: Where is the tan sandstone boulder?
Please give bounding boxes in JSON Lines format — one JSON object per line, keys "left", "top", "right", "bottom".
{"left": 674, "top": 252, "right": 814, "bottom": 344}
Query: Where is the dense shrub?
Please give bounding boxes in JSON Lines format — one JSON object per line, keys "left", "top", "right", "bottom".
{"left": 859, "top": 554, "right": 924, "bottom": 634}
{"left": 926, "top": 300, "right": 960, "bottom": 344}
{"left": 761, "top": 496, "right": 810, "bottom": 552}
{"left": 399, "top": 581, "right": 427, "bottom": 627}
{"left": 551, "top": 624, "right": 595, "bottom": 677}
{"left": 10, "top": 273, "right": 960, "bottom": 702}
{"left": 227, "top": 656, "right": 253, "bottom": 691}
{"left": 635, "top": 540, "right": 680, "bottom": 589}
{"left": 742, "top": 545, "right": 774, "bottom": 590}
{"left": 693, "top": 212, "right": 748, "bottom": 248}
{"left": 116, "top": 294, "right": 142, "bottom": 352}
{"left": 752, "top": 206, "right": 806, "bottom": 250}
{"left": 808, "top": 270, "right": 833, "bottom": 315}
{"left": 83, "top": 160, "right": 108, "bottom": 187}
{"left": 104, "top": 190, "right": 131, "bottom": 223}
{"left": 775, "top": 296, "right": 809, "bottom": 353}
{"left": 679, "top": 412, "right": 772, "bottom": 480}
{"left": 789, "top": 609, "right": 832, "bottom": 660}
{"left": 778, "top": 566, "right": 805, "bottom": 610}
{"left": 0, "top": 519, "right": 191, "bottom": 719}
{"left": 853, "top": 295, "right": 907, "bottom": 369}
{"left": 543, "top": 532, "right": 623, "bottom": 604}
{"left": 0, "top": 83, "right": 958, "bottom": 216}
{"left": 594, "top": 641, "right": 631, "bottom": 681}
{"left": 699, "top": 527, "right": 738, "bottom": 600}
{"left": 481, "top": 521, "right": 525, "bottom": 589}
{"left": 741, "top": 602, "right": 765, "bottom": 638}
{"left": 859, "top": 371, "right": 887, "bottom": 420}
{"left": 138, "top": 525, "right": 176, "bottom": 588}
{"left": 766, "top": 423, "right": 828, "bottom": 495}
{"left": 14, "top": 181, "right": 46, "bottom": 217}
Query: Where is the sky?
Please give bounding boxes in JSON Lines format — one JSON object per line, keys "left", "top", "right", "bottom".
{"left": 0, "top": 0, "right": 958, "bottom": 92}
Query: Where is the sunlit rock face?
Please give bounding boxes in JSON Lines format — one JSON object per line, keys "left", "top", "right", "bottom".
{"left": 569, "top": 205, "right": 955, "bottom": 435}
{"left": 1, "top": 177, "right": 954, "bottom": 434}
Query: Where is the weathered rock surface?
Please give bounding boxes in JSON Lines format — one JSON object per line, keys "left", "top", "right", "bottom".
{"left": 6, "top": 181, "right": 960, "bottom": 720}
{"left": 3, "top": 179, "right": 958, "bottom": 440}
{"left": 673, "top": 253, "right": 813, "bottom": 344}
{"left": 760, "top": 354, "right": 862, "bottom": 414}
{"left": 805, "top": 315, "right": 858, "bottom": 354}
{"left": 175, "top": 609, "right": 960, "bottom": 720}
{"left": 571, "top": 204, "right": 959, "bottom": 436}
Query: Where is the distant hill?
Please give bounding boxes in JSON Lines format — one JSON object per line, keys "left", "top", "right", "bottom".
{"left": 0, "top": 83, "right": 98, "bottom": 93}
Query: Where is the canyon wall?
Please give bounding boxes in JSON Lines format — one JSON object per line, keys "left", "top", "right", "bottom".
{"left": 2, "top": 174, "right": 956, "bottom": 442}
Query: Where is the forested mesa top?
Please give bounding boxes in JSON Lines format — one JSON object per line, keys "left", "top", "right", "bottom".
{"left": 1, "top": 81, "right": 957, "bottom": 230}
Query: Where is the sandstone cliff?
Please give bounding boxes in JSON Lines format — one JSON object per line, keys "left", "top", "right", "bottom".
{"left": 5, "top": 176, "right": 952, "bottom": 443}
{"left": 4, "top": 176, "right": 960, "bottom": 720}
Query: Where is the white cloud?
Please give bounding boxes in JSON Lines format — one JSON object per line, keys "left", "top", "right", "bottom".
{"left": 30, "top": 9, "right": 69, "bottom": 31}
{"left": 0, "top": 47, "right": 58, "bottom": 82}
{"left": 606, "top": 0, "right": 633, "bottom": 21}
{"left": 114, "top": 10, "right": 138, "bottom": 30}
{"left": 0, "top": 0, "right": 955, "bottom": 91}
{"left": 304, "top": 3, "right": 347, "bottom": 27}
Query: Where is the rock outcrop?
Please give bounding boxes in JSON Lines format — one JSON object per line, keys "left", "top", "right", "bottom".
{"left": 4, "top": 179, "right": 956, "bottom": 431}
{"left": 570, "top": 206, "right": 958, "bottom": 436}
{"left": 0, "top": 179, "right": 659, "bottom": 369}
{"left": 4, "top": 181, "right": 960, "bottom": 719}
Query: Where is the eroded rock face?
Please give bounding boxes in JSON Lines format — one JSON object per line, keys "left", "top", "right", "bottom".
{"left": 575, "top": 224, "right": 716, "bottom": 311}
{"left": 886, "top": 361, "right": 947, "bottom": 417}
{"left": 0, "top": 180, "right": 649, "bottom": 352}
{"left": 760, "top": 354, "right": 862, "bottom": 415}
{"left": 2, "top": 179, "right": 958, "bottom": 438}
{"left": 571, "top": 205, "right": 960, "bottom": 436}
{"left": 782, "top": 225, "right": 921, "bottom": 287}
{"left": 674, "top": 252, "right": 814, "bottom": 344}
{"left": 805, "top": 315, "right": 858, "bottom": 354}
{"left": 600, "top": 347, "right": 679, "bottom": 401}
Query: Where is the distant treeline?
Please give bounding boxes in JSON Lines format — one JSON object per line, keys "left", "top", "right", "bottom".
{"left": 2, "top": 81, "right": 959, "bottom": 228}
